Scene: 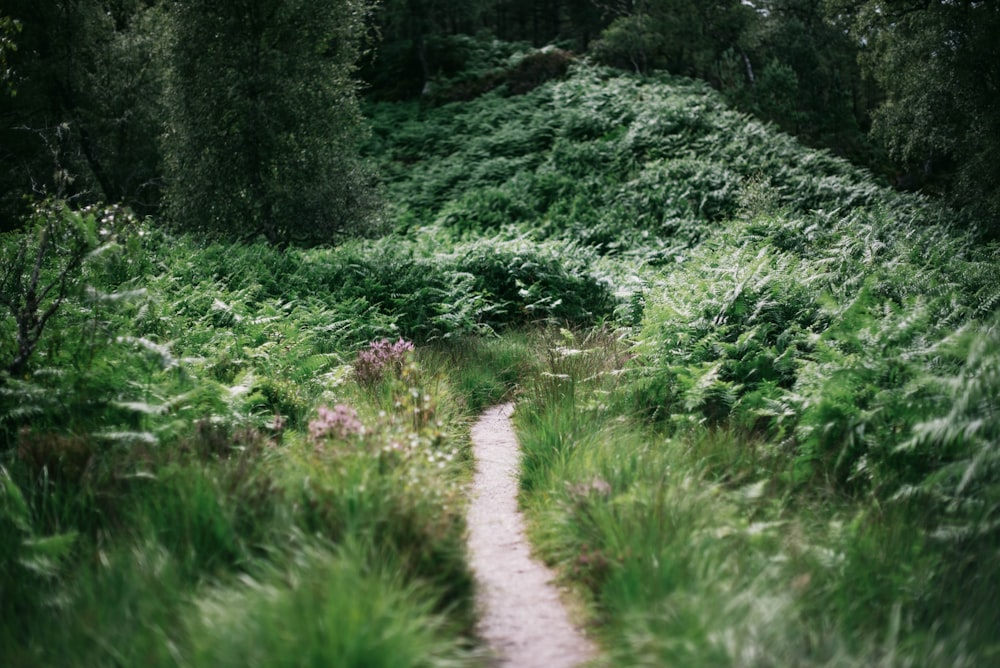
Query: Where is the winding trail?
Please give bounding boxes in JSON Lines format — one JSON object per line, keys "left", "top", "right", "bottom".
{"left": 467, "top": 403, "right": 596, "bottom": 668}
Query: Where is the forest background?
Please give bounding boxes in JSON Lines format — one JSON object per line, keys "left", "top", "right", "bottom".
{"left": 2, "top": 0, "right": 1000, "bottom": 237}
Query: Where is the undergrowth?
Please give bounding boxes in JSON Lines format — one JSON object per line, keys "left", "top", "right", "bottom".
{"left": 2, "top": 55, "right": 998, "bottom": 666}
{"left": 0, "top": 207, "right": 546, "bottom": 663}
{"left": 515, "top": 327, "right": 996, "bottom": 666}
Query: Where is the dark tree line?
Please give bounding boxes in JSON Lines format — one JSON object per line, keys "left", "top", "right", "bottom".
{"left": 0, "top": 0, "right": 377, "bottom": 244}
{"left": 0, "top": 1, "right": 997, "bottom": 240}
{"left": 0, "top": 1, "right": 165, "bottom": 229}
{"left": 836, "top": 0, "right": 1000, "bottom": 228}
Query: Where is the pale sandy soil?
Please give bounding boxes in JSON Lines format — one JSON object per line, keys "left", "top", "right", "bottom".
{"left": 466, "top": 403, "right": 597, "bottom": 668}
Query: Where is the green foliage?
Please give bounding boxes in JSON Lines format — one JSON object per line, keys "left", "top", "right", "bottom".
{"left": 719, "top": 0, "right": 873, "bottom": 164}
{"left": 632, "top": 188, "right": 999, "bottom": 494}
{"left": 0, "top": 200, "right": 139, "bottom": 378}
{"left": 449, "top": 237, "right": 614, "bottom": 327}
{"left": 837, "top": 0, "right": 1000, "bottom": 230}
{"left": 424, "top": 332, "right": 539, "bottom": 414}
{"left": 590, "top": 0, "right": 752, "bottom": 79}
{"left": 0, "top": 194, "right": 522, "bottom": 662}
{"left": 0, "top": 1, "right": 168, "bottom": 219}
{"left": 589, "top": 13, "right": 663, "bottom": 74}
{"left": 362, "top": 2, "right": 498, "bottom": 100}
{"left": 163, "top": 0, "right": 379, "bottom": 244}
{"left": 0, "top": 14, "right": 20, "bottom": 97}
{"left": 3, "top": 37, "right": 999, "bottom": 667}
{"left": 0, "top": 332, "right": 480, "bottom": 663}
{"left": 366, "top": 64, "right": 885, "bottom": 267}
{"left": 901, "top": 316, "right": 1000, "bottom": 582}
{"left": 583, "top": 0, "right": 878, "bottom": 173}
{"left": 186, "top": 541, "right": 475, "bottom": 668}
{"left": 0, "top": 465, "right": 77, "bottom": 628}
{"left": 515, "top": 330, "right": 986, "bottom": 666}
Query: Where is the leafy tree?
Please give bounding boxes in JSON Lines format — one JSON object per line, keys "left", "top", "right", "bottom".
{"left": 163, "top": 0, "right": 379, "bottom": 245}
{"left": 0, "top": 1, "right": 167, "bottom": 227}
{"left": 590, "top": 0, "right": 753, "bottom": 78}
{"left": 832, "top": 0, "right": 1000, "bottom": 230}
{"left": 723, "top": 0, "right": 874, "bottom": 163}
{"left": 0, "top": 15, "right": 20, "bottom": 97}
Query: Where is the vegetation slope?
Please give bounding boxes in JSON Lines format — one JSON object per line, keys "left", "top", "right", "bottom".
{"left": 2, "top": 57, "right": 998, "bottom": 666}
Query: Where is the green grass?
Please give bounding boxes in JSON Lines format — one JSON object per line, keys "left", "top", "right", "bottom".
{"left": 424, "top": 333, "right": 540, "bottom": 414}
{"left": 0, "top": 338, "right": 484, "bottom": 665}
{"left": 513, "top": 331, "right": 995, "bottom": 666}
{"left": 185, "top": 540, "right": 479, "bottom": 668}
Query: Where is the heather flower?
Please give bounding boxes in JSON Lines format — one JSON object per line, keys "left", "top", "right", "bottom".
{"left": 353, "top": 337, "right": 415, "bottom": 387}
{"left": 308, "top": 404, "right": 365, "bottom": 442}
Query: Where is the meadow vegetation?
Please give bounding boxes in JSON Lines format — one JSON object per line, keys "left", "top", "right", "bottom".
{"left": 2, "top": 58, "right": 998, "bottom": 665}
{"left": 368, "top": 61, "right": 999, "bottom": 665}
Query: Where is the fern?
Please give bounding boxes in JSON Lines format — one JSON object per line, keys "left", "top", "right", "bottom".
{"left": 901, "top": 317, "right": 1000, "bottom": 535}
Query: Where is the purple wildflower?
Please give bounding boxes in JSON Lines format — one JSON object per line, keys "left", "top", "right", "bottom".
{"left": 309, "top": 404, "right": 365, "bottom": 442}
{"left": 353, "top": 337, "right": 415, "bottom": 387}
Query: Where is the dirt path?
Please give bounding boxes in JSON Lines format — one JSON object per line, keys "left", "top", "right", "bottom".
{"left": 467, "top": 403, "right": 596, "bottom": 668}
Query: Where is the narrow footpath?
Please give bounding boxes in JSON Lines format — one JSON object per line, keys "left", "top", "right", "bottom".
{"left": 467, "top": 403, "right": 596, "bottom": 668}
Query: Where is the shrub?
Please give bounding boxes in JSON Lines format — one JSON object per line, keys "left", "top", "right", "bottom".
{"left": 506, "top": 47, "right": 575, "bottom": 95}
{"left": 0, "top": 200, "right": 135, "bottom": 376}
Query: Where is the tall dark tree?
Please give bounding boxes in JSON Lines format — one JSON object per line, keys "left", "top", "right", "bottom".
{"left": 832, "top": 0, "right": 1000, "bottom": 229}
{"left": 0, "top": 1, "right": 166, "bottom": 229}
{"left": 163, "top": 0, "right": 378, "bottom": 245}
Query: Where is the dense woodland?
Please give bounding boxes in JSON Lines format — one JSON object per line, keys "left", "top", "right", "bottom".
{"left": 2, "top": 1, "right": 1000, "bottom": 666}
{"left": 2, "top": 0, "right": 1000, "bottom": 234}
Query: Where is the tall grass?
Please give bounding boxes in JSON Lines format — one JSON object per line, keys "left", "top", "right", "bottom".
{"left": 0, "top": 231, "right": 489, "bottom": 664}
{"left": 2, "top": 381, "right": 479, "bottom": 665}
{"left": 514, "top": 332, "right": 987, "bottom": 666}
{"left": 186, "top": 540, "right": 478, "bottom": 668}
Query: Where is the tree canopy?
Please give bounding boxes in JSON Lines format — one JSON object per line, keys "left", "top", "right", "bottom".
{"left": 834, "top": 0, "right": 1000, "bottom": 230}
{"left": 163, "top": 0, "right": 379, "bottom": 245}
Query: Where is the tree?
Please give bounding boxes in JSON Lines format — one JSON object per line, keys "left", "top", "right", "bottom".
{"left": 724, "top": 0, "right": 873, "bottom": 162}
{"left": 832, "top": 0, "right": 1000, "bottom": 230}
{"left": 590, "top": 0, "right": 753, "bottom": 78}
{"left": 0, "top": 15, "right": 21, "bottom": 97}
{"left": 0, "top": 1, "right": 167, "bottom": 228}
{"left": 163, "top": 0, "right": 379, "bottom": 245}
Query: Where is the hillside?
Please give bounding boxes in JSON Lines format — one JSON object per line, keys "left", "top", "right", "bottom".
{"left": 2, "top": 60, "right": 998, "bottom": 666}
{"left": 366, "top": 65, "right": 891, "bottom": 254}
{"left": 368, "top": 62, "right": 1000, "bottom": 665}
